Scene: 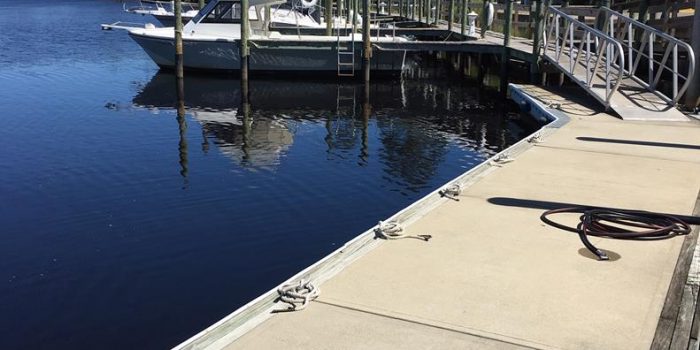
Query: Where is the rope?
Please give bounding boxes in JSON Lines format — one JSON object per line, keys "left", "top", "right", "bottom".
{"left": 527, "top": 134, "right": 543, "bottom": 144}
{"left": 541, "top": 206, "right": 692, "bottom": 261}
{"left": 440, "top": 183, "right": 461, "bottom": 201}
{"left": 489, "top": 153, "right": 514, "bottom": 166}
{"left": 276, "top": 279, "right": 319, "bottom": 311}
{"left": 376, "top": 221, "right": 431, "bottom": 241}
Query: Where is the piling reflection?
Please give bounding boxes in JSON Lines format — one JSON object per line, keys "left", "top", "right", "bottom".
{"left": 132, "top": 69, "right": 537, "bottom": 192}
{"left": 176, "top": 77, "right": 189, "bottom": 186}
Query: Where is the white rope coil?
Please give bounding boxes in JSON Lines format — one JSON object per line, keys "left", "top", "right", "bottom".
{"left": 440, "top": 183, "right": 462, "bottom": 201}
{"left": 489, "top": 153, "right": 514, "bottom": 166}
{"left": 527, "top": 134, "right": 543, "bottom": 144}
{"left": 276, "top": 279, "right": 319, "bottom": 311}
{"left": 444, "top": 183, "right": 461, "bottom": 196}
{"left": 376, "top": 221, "right": 431, "bottom": 241}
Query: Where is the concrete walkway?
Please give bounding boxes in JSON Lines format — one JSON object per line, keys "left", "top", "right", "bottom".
{"left": 226, "top": 86, "right": 700, "bottom": 350}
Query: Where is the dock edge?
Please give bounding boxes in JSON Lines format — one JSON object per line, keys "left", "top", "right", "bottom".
{"left": 171, "top": 83, "right": 570, "bottom": 350}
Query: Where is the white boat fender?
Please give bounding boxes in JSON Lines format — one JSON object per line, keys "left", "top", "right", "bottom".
{"left": 301, "top": 0, "right": 318, "bottom": 8}
{"left": 486, "top": 1, "right": 494, "bottom": 27}
{"left": 145, "top": 23, "right": 156, "bottom": 29}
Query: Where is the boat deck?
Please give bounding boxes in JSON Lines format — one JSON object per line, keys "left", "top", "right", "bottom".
{"left": 222, "top": 85, "right": 700, "bottom": 350}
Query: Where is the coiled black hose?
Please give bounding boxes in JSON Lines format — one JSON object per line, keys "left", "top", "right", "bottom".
{"left": 540, "top": 206, "right": 695, "bottom": 261}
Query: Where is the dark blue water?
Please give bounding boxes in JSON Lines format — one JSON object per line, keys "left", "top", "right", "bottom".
{"left": 0, "top": 1, "right": 537, "bottom": 349}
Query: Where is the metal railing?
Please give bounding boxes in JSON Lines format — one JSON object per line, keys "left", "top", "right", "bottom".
{"left": 542, "top": 6, "right": 625, "bottom": 108}
{"left": 598, "top": 7, "right": 695, "bottom": 105}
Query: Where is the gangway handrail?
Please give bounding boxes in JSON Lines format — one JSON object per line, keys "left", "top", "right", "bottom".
{"left": 598, "top": 7, "right": 695, "bottom": 105}
{"left": 542, "top": 6, "right": 625, "bottom": 108}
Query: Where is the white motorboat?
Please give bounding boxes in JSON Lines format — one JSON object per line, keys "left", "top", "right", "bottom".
{"left": 127, "top": 0, "right": 408, "bottom": 73}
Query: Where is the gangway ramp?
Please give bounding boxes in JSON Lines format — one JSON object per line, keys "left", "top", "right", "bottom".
{"left": 541, "top": 6, "right": 695, "bottom": 121}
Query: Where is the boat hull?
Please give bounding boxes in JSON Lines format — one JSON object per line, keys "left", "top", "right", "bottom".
{"left": 128, "top": 33, "right": 406, "bottom": 72}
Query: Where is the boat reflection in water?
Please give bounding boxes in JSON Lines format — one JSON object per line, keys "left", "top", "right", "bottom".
{"left": 132, "top": 70, "right": 537, "bottom": 192}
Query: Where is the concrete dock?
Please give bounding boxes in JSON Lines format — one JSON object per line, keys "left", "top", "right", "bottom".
{"left": 213, "top": 85, "right": 700, "bottom": 350}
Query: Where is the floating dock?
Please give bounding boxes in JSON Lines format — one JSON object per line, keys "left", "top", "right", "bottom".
{"left": 173, "top": 83, "right": 700, "bottom": 349}
{"left": 166, "top": 2, "right": 700, "bottom": 348}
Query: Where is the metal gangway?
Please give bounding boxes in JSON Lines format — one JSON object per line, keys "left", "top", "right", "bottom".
{"left": 541, "top": 6, "right": 695, "bottom": 121}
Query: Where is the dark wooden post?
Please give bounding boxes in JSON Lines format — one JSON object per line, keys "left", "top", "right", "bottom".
{"left": 427, "top": 0, "right": 432, "bottom": 23}
{"left": 326, "top": 0, "right": 333, "bottom": 35}
{"left": 448, "top": 0, "right": 454, "bottom": 30}
{"left": 352, "top": 0, "right": 358, "bottom": 29}
{"left": 530, "top": 0, "right": 544, "bottom": 83}
{"left": 241, "top": 0, "right": 249, "bottom": 81}
{"left": 175, "top": 0, "right": 184, "bottom": 78}
{"left": 417, "top": 0, "right": 422, "bottom": 21}
{"left": 461, "top": 0, "right": 467, "bottom": 35}
{"left": 363, "top": 0, "right": 372, "bottom": 82}
{"left": 684, "top": 0, "right": 700, "bottom": 110}
{"left": 500, "top": 0, "right": 513, "bottom": 93}
{"left": 480, "top": 0, "right": 488, "bottom": 38}
{"left": 436, "top": 0, "right": 442, "bottom": 25}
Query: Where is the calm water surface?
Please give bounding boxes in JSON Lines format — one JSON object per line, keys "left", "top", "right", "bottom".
{"left": 0, "top": 1, "right": 537, "bottom": 349}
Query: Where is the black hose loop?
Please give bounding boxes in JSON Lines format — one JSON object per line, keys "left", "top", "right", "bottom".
{"left": 540, "top": 206, "right": 692, "bottom": 261}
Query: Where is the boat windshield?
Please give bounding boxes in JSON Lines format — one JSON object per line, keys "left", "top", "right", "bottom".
{"left": 188, "top": 0, "right": 257, "bottom": 24}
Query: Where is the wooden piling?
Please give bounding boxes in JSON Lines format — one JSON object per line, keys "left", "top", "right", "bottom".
{"left": 448, "top": 0, "right": 454, "bottom": 30}
{"left": 326, "top": 0, "right": 333, "bottom": 35}
{"left": 198, "top": 0, "right": 205, "bottom": 9}
{"left": 530, "top": 0, "right": 544, "bottom": 83}
{"left": 684, "top": 0, "right": 700, "bottom": 110}
{"left": 264, "top": 5, "right": 271, "bottom": 35}
{"left": 500, "top": 0, "right": 513, "bottom": 94}
{"left": 461, "top": 0, "right": 466, "bottom": 36}
{"left": 363, "top": 0, "right": 372, "bottom": 82}
{"left": 352, "top": 0, "right": 358, "bottom": 29}
{"left": 417, "top": 0, "right": 422, "bottom": 22}
{"left": 435, "top": 0, "right": 441, "bottom": 25}
{"left": 426, "top": 0, "right": 431, "bottom": 23}
{"left": 241, "top": 0, "right": 249, "bottom": 81}
{"left": 480, "top": 0, "right": 488, "bottom": 39}
{"left": 175, "top": 0, "right": 184, "bottom": 78}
